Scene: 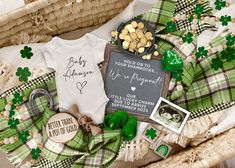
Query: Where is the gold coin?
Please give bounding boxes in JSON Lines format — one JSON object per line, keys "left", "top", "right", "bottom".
{"left": 145, "top": 41, "right": 152, "bottom": 47}
{"left": 111, "top": 31, "right": 117, "bottom": 37}
{"left": 154, "top": 51, "right": 159, "bottom": 56}
{"left": 140, "top": 37, "right": 147, "bottom": 45}
{"left": 145, "top": 32, "right": 153, "bottom": 40}
{"left": 122, "top": 29, "right": 128, "bottom": 35}
{"left": 129, "top": 47, "right": 134, "bottom": 52}
{"left": 130, "top": 41, "right": 137, "bottom": 49}
{"left": 122, "top": 41, "right": 130, "bottom": 49}
{"left": 130, "top": 32, "right": 137, "bottom": 40}
{"left": 138, "top": 47, "right": 145, "bottom": 53}
{"left": 123, "top": 35, "right": 131, "bottom": 42}
{"left": 138, "top": 22, "right": 145, "bottom": 29}
{"left": 137, "top": 32, "right": 144, "bottom": 39}
{"left": 119, "top": 33, "right": 124, "bottom": 40}
{"left": 131, "top": 21, "right": 138, "bottom": 28}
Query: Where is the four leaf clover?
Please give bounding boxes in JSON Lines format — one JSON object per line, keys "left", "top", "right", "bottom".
{"left": 18, "top": 131, "right": 30, "bottom": 143}
{"left": 196, "top": 46, "right": 208, "bottom": 58}
{"left": 31, "top": 148, "right": 42, "bottom": 160}
{"left": 182, "top": 32, "right": 194, "bottom": 44}
{"left": 9, "top": 110, "right": 15, "bottom": 117}
{"left": 145, "top": 128, "right": 157, "bottom": 140}
{"left": 20, "top": 46, "right": 33, "bottom": 59}
{"left": 16, "top": 67, "right": 31, "bottom": 82}
{"left": 214, "top": 0, "right": 226, "bottom": 10}
{"left": 12, "top": 92, "right": 23, "bottom": 104}
{"left": 211, "top": 57, "right": 224, "bottom": 70}
{"left": 226, "top": 35, "right": 235, "bottom": 46}
{"left": 221, "top": 47, "right": 235, "bottom": 62}
{"left": 8, "top": 118, "right": 19, "bottom": 129}
{"left": 220, "top": 15, "right": 232, "bottom": 26}
{"left": 166, "top": 21, "right": 177, "bottom": 33}
{"left": 194, "top": 4, "right": 204, "bottom": 17}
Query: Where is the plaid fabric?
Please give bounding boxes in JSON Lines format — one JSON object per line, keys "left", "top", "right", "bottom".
{"left": 0, "top": 73, "right": 121, "bottom": 168}
{"left": 175, "top": 30, "right": 235, "bottom": 111}
{"left": 142, "top": 0, "right": 235, "bottom": 114}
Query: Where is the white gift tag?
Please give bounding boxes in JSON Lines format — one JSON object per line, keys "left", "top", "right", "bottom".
{"left": 46, "top": 113, "right": 79, "bottom": 143}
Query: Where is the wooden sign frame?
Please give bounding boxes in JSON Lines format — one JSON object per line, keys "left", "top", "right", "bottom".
{"left": 101, "top": 44, "right": 171, "bottom": 123}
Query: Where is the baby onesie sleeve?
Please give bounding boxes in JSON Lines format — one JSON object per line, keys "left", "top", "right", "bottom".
{"left": 87, "top": 33, "right": 107, "bottom": 64}
{"left": 40, "top": 45, "right": 57, "bottom": 69}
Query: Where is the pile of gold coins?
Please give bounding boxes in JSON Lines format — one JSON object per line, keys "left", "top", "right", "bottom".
{"left": 112, "top": 21, "right": 153, "bottom": 54}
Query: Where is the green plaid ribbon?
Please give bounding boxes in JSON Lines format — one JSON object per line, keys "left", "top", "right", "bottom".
{"left": 0, "top": 72, "right": 121, "bottom": 168}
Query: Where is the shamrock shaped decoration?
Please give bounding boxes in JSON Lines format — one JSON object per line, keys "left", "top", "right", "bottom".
{"left": 162, "top": 50, "right": 184, "bottom": 72}
{"left": 214, "top": 0, "right": 226, "bottom": 10}
{"left": 194, "top": 4, "right": 204, "bottom": 17}
{"left": 9, "top": 109, "right": 15, "bottom": 117}
{"left": 16, "top": 67, "right": 31, "bottom": 82}
{"left": 18, "top": 131, "right": 30, "bottom": 143}
{"left": 12, "top": 92, "right": 23, "bottom": 105}
{"left": 20, "top": 46, "right": 33, "bottom": 59}
{"left": 220, "top": 15, "right": 232, "bottom": 26}
{"left": 196, "top": 46, "right": 208, "bottom": 58}
{"left": 166, "top": 21, "right": 176, "bottom": 33}
{"left": 226, "top": 35, "right": 235, "bottom": 47}
{"left": 31, "top": 148, "right": 42, "bottom": 160}
{"left": 8, "top": 118, "right": 19, "bottom": 129}
{"left": 211, "top": 57, "right": 224, "bottom": 70}
{"left": 182, "top": 32, "right": 194, "bottom": 44}
{"left": 145, "top": 128, "right": 157, "bottom": 140}
{"left": 221, "top": 47, "right": 235, "bottom": 62}
{"left": 172, "top": 69, "right": 183, "bottom": 81}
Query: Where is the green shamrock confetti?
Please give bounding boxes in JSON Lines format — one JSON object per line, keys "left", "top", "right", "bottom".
{"left": 196, "top": 46, "right": 208, "bottom": 58}
{"left": 172, "top": 69, "right": 183, "bottom": 81}
{"left": 20, "top": 46, "right": 33, "bottom": 59}
{"left": 31, "top": 148, "right": 41, "bottom": 160}
{"left": 9, "top": 110, "right": 15, "bottom": 118}
{"left": 182, "top": 32, "right": 194, "bottom": 44}
{"left": 12, "top": 92, "right": 23, "bottom": 105}
{"left": 10, "top": 104, "right": 16, "bottom": 111}
{"left": 166, "top": 21, "right": 176, "bottom": 33}
{"left": 18, "top": 131, "right": 30, "bottom": 143}
{"left": 214, "top": 0, "right": 226, "bottom": 10}
{"left": 145, "top": 128, "right": 157, "bottom": 140}
{"left": 220, "top": 15, "right": 232, "bottom": 26}
{"left": 8, "top": 118, "right": 19, "bottom": 129}
{"left": 16, "top": 67, "right": 31, "bottom": 82}
{"left": 211, "top": 57, "right": 224, "bottom": 70}
{"left": 221, "top": 47, "right": 235, "bottom": 62}
{"left": 194, "top": 4, "right": 204, "bottom": 17}
{"left": 226, "top": 35, "right": 235, "bottom": 46}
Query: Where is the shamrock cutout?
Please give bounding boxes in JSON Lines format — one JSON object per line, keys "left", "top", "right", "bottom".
{"left": 221, "top": 47, "right": 235, "bottom": 62}
{"left": 226, "top": 35, "right": 235, "bottom": 46}
{"left": 20, "top": 46, "right": 33, "bottom": 59}
{"left": 9, "top": 110, "right": 15, "bottom": 117}
{"left": 31, "top": 148, "right": 41, "bottom": 160}
{"left": 8, "top": 118, "right": 19, "bottom": 129}
{"left": 182, "top": 32, "right": 194, "bottom": 44}
{"left": 172, "top": 69, "right": 183, "bottom": 81}
{"left": 145, "top": 128, "right": 157, "bottom": 140}
{"left": 196, "top": 46, "right": 208, "bottom": 58}
{"left": 12, "top": 92, "right": 23, "bottom": 105}
{"left": 220, "top": 15, "right": 232, "bottom": 26}
{"left": 10, "top": 104, "right": 16, "bottom": 111}
{"left": 194, "top": 4, "right": 204, "bottom": 17}
{"left": 18, "top": 131, "right": 30, "bottom": 143}
{"left": 214, "top": 0, "right": 226, "bottom": 10}
{"left": 16, "top": 67, "right": 31, "bottom": 82}
{"left": 211, "top": 57, "right": 224, "bottom": 70}
{"left": 166, "top": 21, "right": 176, "bottom": 33}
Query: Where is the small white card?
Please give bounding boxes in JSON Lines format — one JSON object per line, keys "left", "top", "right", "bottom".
{"left": 150, "top": 97, "right": 190, "bottom": 134}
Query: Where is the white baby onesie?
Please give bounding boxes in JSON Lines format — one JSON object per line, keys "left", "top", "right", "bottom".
{"left": 42, "top": 33, "right": 109, "bottom": 124}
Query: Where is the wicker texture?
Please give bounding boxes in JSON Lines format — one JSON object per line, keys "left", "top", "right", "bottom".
{"left": 0, "top": 0, "right": 132, "bottom": 47}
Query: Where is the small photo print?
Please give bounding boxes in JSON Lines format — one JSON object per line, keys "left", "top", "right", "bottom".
{"left": 150, "top": 97, "right": 190, "bottom": 134}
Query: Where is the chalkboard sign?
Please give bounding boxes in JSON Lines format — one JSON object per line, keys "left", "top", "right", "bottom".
{"left": 102, "top": 45, "right": 170, "bottom": 122}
